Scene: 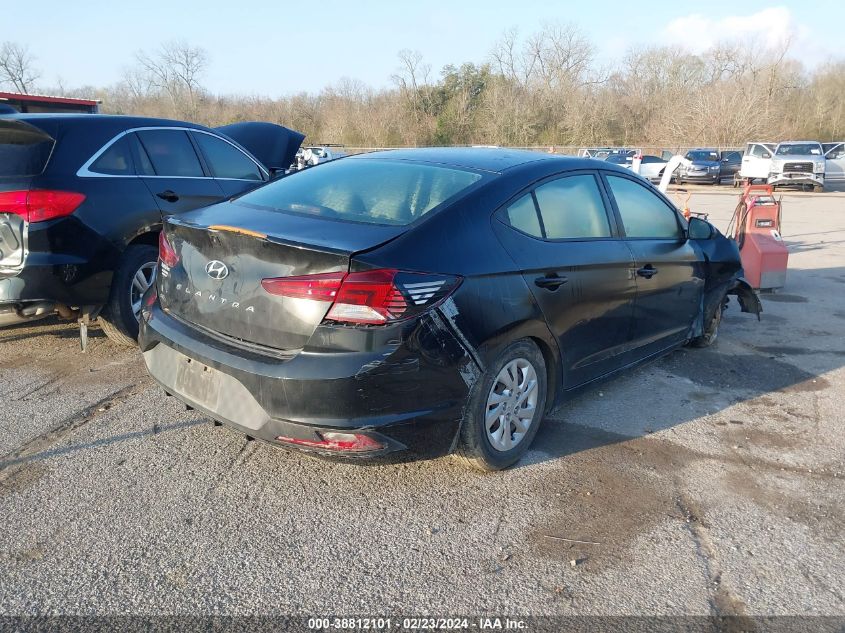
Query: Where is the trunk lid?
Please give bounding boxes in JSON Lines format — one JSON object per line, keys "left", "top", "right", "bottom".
{"left": 158, "top": 201, "right": 405, "bottom": 350}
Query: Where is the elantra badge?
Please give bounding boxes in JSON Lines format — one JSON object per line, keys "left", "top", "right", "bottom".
{"left": 205, "top": 260, "right": 229, "bottom": 280}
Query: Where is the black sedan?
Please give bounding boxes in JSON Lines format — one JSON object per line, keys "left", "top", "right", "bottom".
{"left": 139, "top": 149, "right": 761, "bottom": 470}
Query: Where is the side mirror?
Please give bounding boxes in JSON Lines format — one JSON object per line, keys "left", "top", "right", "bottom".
{"left": 762, "top": 152, "right": 771, "bottom": 159}
{"left": 688, "top": 216, "right": 714, "bottom": 240}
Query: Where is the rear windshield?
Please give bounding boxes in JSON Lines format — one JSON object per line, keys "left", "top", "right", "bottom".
{"left": 775, "top": 143, "right": 822, "bottom": 156}
{"left": 236, "top": 158, "right": 484, "bottom": 226}
{"left": 0, "top": 120, "right": 55, "bottom": 177}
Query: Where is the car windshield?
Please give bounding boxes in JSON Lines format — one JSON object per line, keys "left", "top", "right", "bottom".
{"left": 776, "top": 144, "right": 822, "bottom": 156}
{"left": 235, "top": 158, "right": 485, "bottom": 226}
{"left": 686, "top": 151, "right": 719, "bottom": 162}
{"left": 606, "top": 155, "right": 631, "bottom": 164}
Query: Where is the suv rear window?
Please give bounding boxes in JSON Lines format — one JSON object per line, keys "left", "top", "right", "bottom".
{"left": 0, "top": 120, "right": 55, "bottom": 177}
{"left": 236, "top": 159, "right": 484, "bottom": 226}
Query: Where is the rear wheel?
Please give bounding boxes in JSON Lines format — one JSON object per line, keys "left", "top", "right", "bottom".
{"left": 100, "top": 244, "right": 158, "bottom": 346}
{"left": 456, "top": 339, "right": 547, "bottom": 471}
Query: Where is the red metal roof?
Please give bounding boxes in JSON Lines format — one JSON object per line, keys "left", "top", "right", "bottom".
{"left": 0, "top": 91, "right": 101, "bottom": 106}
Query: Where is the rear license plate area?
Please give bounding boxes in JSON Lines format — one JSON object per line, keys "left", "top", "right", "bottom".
{"left": 175, "top": 357, "right": 220, "bottom": 410}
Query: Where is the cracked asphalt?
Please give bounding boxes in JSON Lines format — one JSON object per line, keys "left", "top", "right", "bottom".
{"left": 0, "top": 187, "right": 843, "bottom": 618}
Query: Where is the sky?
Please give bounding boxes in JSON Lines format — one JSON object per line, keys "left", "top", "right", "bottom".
{"left": 4, "top": 0, "right": 843, "bottom": 97}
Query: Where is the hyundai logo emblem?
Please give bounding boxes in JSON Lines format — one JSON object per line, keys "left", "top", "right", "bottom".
{"left": 205, "top": 260, "right": 229, "bottom": 280}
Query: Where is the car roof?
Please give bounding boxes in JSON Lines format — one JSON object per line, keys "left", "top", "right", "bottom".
{"left": 4, "top": 112, "right": 209, "bottom": 133}
{"left": 350, "top": 147, "right": 609, "bottom": 174}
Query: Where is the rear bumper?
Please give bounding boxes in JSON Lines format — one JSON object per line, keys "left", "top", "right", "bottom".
{"left": 139, "top": 302, "right": 477, "bottom": 460}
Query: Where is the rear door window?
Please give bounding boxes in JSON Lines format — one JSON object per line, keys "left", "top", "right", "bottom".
{"left": 605, "top": 174, "right": 682, "bottom": 239}
{"left": 0, "top": 120, "right": 55, "bottom": 177}
{"left": 192, "top": 132, "right": 264, "bottom": 181}
{"left": 533, "top": 174, "right": 611, "bottom": 240}
{"left": 89, "top": 136, "right": 134, "bottom": 175}
{"left": 136, "top": 129, "right": 204, "bottom": 177}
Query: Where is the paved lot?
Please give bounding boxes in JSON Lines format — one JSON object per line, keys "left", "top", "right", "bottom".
{"left": 1, "top": 187, "right": 843, "bottom": 617}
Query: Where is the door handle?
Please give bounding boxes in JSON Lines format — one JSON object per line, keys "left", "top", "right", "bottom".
{"left": 636, "top": 265, "right": 658, "bottom": 279}
{"left": 156, "top": 190, "right": 179, "bottom": 203}
{"left": 534, "top": 275, "right": 569, "bottom": 290}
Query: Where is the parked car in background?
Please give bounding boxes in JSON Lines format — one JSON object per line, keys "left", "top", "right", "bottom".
{"left": 768, "top": 141, "right": 826, "bottom": 190}
{"left": 719, "top": 150, "right": 743, "bottom": 181}
{"left": 823, "top": 142, "right": 845, "bottom": 183}
{"left": 637, "top": 155, "right": 669, "bottom": 183}
{"left": 602, "top": 154, "right": 667, "bottom": 183}
{"left": 676, "top": 149, "right": 721, "bottom": 184}
{"left": 293, "top": 145, "right": 347, "bottom": 170}
{"left": 604, "top": 154, "right": 633, "bottom": 168}
{"left": 0, "top": 114, "right": 303, "bottom": 344}
{"left": 740, "top": 142, "right": 776, "bottom": 183}
{"left": 139, "top": 149, "right": 761, "bottom": 471}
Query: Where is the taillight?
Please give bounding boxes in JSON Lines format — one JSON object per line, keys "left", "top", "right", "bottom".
{"left": 261, "top": 272, "right": 345, "bottom": 301}
{"left": 0, "top": 190, "right": 85, "bottom": 222}
{"left": 261, "top": 268, "right": 460, "bottom": 325}
{"left": 158, "top": 231, "right": 179, "bottom": 268}
{"left": 327, "top": 269, "right": 408, "bottom": 324}
{"left": 275, "top": 431, "right": 384, "bottom": 453}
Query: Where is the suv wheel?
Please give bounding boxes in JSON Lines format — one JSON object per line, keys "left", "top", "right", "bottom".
{"left": 456, "top": 339, "right": 547, "bottom": 471}
{"left": 100, "top": 244, "right": 158, "bottom": 346}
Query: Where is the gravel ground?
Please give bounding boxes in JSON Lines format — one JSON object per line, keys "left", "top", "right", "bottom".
{"left": 0, "top": 186, "right": 843, "bottom": 619}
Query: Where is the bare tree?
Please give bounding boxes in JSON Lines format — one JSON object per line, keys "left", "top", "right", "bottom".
{"left": 0, "top": 42, "right": 40, "bottom": 93}
{"left": 135, "top": 41, "right": 208, "bottom": 118}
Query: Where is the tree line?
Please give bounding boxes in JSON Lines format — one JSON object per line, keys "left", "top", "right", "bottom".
{"left": 3, "top": 24, "right": 844, "bottom": 149}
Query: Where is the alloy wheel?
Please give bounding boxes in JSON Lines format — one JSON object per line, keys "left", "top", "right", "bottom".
{"left": 130, "top": 261, "right": 156, "bottom": 321}
{"left": 484, "top": 358, "right": 539, "bottom": 452}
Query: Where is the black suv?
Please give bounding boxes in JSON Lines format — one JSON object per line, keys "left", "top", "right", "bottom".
{"left": 0, "top": 114, "right": 302, "bottom": 345}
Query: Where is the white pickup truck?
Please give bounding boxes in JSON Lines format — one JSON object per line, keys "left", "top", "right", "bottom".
{"left": 741, "top": 141, "right": 845, "bottom": 190}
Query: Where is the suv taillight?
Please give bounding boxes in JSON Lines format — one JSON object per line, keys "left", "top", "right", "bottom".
{"left": 0, "top": 190, "right": 86, "bottom": 222}
{"left": 261, "top": 268, "right": 460, "bottom": 325}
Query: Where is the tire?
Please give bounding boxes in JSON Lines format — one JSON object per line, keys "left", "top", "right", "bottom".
{"left": 100, "top": 244, "right": 158, "bottom": 347}
{"left": 456, "top": 339, "right": 548, "bottom": 471}
{"left": 690, "top": 297, "right": 726, "bottom": 348}
{"left": 814, "top": 185, "right": 824, "bottom": 193}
